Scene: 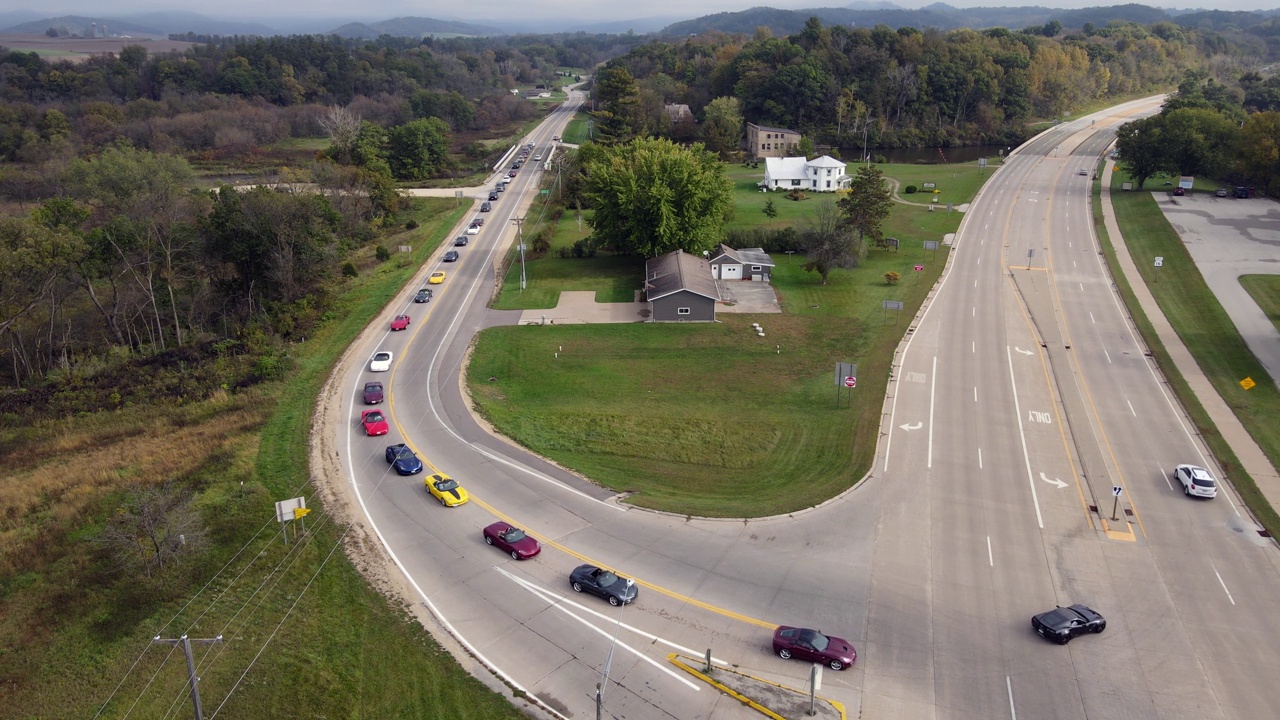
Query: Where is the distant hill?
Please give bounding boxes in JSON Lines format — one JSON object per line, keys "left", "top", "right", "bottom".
{"left": 118, "top": 11, "right": 276, "bottom": 37}
{"left": 329, "top": 16, "right": 501, "bottom": 39}
{"left": 3, "top": 15, "right": 164, "bottom": 38}
{"left": 658, "top": 3, "right": 1246, "bottom": 37}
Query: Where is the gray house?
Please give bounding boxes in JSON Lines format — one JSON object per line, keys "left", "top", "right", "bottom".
{"left": 709, "top": 244, "right": 774, "bottom": 282}
{"left": 645, "top": 250, "right": 719, "bottom": 322}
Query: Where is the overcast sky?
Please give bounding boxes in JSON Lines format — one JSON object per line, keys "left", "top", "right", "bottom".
{"left": 25, "top": 1, "right": 1280, "bottom": 24}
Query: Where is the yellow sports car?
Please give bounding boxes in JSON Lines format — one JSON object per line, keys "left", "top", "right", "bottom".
{"left": 426, "top": 473, "right": 469, "bottom": 507}
{"left": 429, "top": 271, "right": 446, "bottom": 284}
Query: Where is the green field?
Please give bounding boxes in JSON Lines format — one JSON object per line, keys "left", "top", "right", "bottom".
{"left": 471, "top": 161, "right": 968, "bottom": 516}
{"left": 1, "top": 199, "right": 530, "bottom": 719}
{"left": 1100, "top": 173, "right": 1280, "bottom": 536}
{"left": 562, "top": 111, "right": 593, "bottom": 145}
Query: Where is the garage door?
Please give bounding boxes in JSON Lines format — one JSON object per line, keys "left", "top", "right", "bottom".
{"left": 721, "top": 265, "right": 742, "bottom": 280}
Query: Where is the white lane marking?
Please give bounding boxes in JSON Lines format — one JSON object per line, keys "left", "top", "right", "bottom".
{"left": 1039, "top": 472, "right": 1067, "bottom": 489}
{"left": 1006, "top": 346, "right": 1045, "bottom": 529}
{"left": 1069, "top": 241, "right": 1073, "bottom": 248}
{"left": 973, "top": 341, "right": 976, "bottom": 353}
{"left": 899, "top": 422, "right": 923, "bottom": 431}
{"left": 1160, "top": 464, "right": 1174, "bottom": 492}
{"left": 1015, "top": 347, "right": 1033, "bottom": 356}
{"left": 928, "top": 356, "right": 937, "bottom": 469}
{"left": 1008, "top": 676, "right": 1018, "bottom": 720}
{"left": 1090, "top": 312, "right": 1096, "bottom": 324}
{"left": 498, "top": 568, "right": 703, "bottom": 689}
{"left": 1213, "top": 566, "right": 1237, "bottom": 605}
{"left": 972, "top": 306, "right": 976, "bottom": 317}
{"left": 1103, "top": 347, "right": 1112, "bottom": 364}
{"left": 977, "top": 256, "right": 982, "bottom": 265}
{"left": 987, "top": 536, "right": 994, "bottom": 567}
{"left": 978, "top": 447, "right": 983, "bottom": 468}
{"left": 974, "top": 386, "right": 978, "bottom": 403}
{"left": 1079, "top": 283, "right": 1084, "bottom": 292}
{"left": 1073, "top": 260, "right": 1077, "bottom": 268}
{"left": 1126, "top": 398, "right": 1136, "bottom": 416}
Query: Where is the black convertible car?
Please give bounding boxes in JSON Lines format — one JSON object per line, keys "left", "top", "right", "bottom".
{"left": 1031, "top": 604, "right": 1106, "bottom": 644}
{"left": 569, "top": 564, "right": 637, "bottom": 606}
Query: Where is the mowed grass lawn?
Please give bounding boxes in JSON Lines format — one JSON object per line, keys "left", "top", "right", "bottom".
{"left": 1105, "top": 172, "right": 1280, "bottom": 535}
{"left": 472, "top": 161, "right": 965, "bottom": 516}
{"left": 1240, "top": 275, "right": 1280, "bottom": 336}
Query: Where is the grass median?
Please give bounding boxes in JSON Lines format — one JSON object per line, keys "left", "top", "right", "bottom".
{"left": 470, "top": 162, "right": 969, "bottom": 517}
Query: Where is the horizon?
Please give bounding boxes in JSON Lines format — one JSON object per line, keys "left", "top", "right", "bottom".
{"left": 8, "top": 1, "right": 1280, "bottom": 29}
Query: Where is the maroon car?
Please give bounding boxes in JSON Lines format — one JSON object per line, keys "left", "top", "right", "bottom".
{"left": 482, "top": 522, "right": 542, "bottom": 560}
{"left": 363, "top": 382, "right": 384, "bottom": 404}
{"left": 772, "top": 626, "right": 856, "bottom": 670}
{"left": 508, "top": 170, "right": 518, "bottom": 178}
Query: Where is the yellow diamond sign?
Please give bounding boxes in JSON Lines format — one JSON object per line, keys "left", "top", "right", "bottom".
{"left": 1240, "top": 377, "right": 1257, "bottom": 390}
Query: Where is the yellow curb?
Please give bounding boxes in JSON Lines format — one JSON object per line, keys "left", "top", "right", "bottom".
{"left": 1099, "top": 517, "right": 1137, "bottom": 542}
{"left": 666, "top": 653, "right": 846, "bottom": 720}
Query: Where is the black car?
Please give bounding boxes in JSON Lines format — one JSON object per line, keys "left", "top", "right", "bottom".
{"left": 413, "top": 289, "right": 432, "bottom": 303}
{"left": 454, "top": 236, "right": 469, "bottom": 247}
{"left": 443, "top": 250, "right": 459, "bottom": 262}
{"left": 569, "top": 564, "right": 637, "bottom": 606}
{"left": 385, "top": 443, "right": 424, "bottom": 475}
{"left": 1031, "top": 604, "right": 1106, "bottom": 644}
{"left": 480, "top": 202, "right": 491, "bottom": 212}
{"left": 488, "top": 193, "right": 499, "bottom": 201}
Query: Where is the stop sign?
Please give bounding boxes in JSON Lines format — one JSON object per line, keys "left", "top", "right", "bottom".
{"left": 844, "top": 376, "right": 856, "bottom": 388}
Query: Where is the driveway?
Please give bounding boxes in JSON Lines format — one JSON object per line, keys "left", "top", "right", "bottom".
{"left": 1158, "top": 193, "right": 1280, "bottom": 385}
{"left": 716, "top": 280, "right": 781, "bottom": 313}
{"left": 517, "top": 290, "right": 649, "bottom": 324}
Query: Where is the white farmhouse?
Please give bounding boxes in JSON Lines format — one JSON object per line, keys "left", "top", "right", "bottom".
{"left": 762, "top": 155, "right": 848, "bottom": 192}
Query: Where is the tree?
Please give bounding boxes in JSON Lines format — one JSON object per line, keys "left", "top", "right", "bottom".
{"left": 1115, "top": 115, "right": 1169, "bottom": 190}
{"left": 1161, "top": 107, "right": 1239, "bottom": 178}
{"left": 319, "top": 105, "right": 361, "bottom": 165}
{"left": 838, "top": 165, "right": 893, "bottom": 250}
{"left": 0, "top": 215, "right": 84, "bottom": 338}
{"left": 591, "top": 66, "right": 641, "bottom": 145}
{"left": 700, "top": 96, "right": 744, "bottom": 159}
{"left": 763, "top": 198, "right": 778, "bottom": 219}
{"left": 96, "top": 484, "right": 207, "bottom": 577}
{"left": 800, "top": 201, "right": 860, "bottom": 285}
{"left": 1238, "top": 112, "right": 1280, "bottom": 194}
{"left": 387, "top": 117, "right": 451, "bottom": 181}
{"left": 583, "top": 137, "right": 734, "bottom": 258}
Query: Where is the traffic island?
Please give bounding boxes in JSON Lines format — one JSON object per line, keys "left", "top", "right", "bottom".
{"left": 667, "top": 653, "right": 846, "bottom": 720}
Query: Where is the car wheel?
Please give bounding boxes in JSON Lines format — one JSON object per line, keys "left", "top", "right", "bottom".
{"left": 439, "top": 497, "right": 447, "bottom": 506}
{"left": 1184, "top": 485, "right": 1191, "bottom": 496}
{"left": 511, "top": 550, "right": 521, "bottom": 561}
{"left": 608, "top": 595, "right": 621, "bottom": 607}
{"left": 572, "top": 582, "right": 583, "bottom": 593}
{"left": 1058, "top": 635, "right": 1070, "bottom": 645}
{"left": 485, "top": 536, "right": 493, "bottom": 546}
{"left": 777, "top": 648, "right": 792, "bottom": 660}
{"left": 1094, "top": 623, "right": 1106, "bottom": 633}
{"left": 829, "top": 660, "right": 844, "bottom": 671}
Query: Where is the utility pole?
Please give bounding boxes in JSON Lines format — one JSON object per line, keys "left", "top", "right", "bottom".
{"left": 153, "top": 634, "right": 223, "bottom": 720}
{"left": 511, "top": 217, "right": 527, "bottom": 290}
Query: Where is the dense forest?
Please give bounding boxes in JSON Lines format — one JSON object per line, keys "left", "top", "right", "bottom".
{"left": 592, "top": 17, "right": 1259, "bottom": 151}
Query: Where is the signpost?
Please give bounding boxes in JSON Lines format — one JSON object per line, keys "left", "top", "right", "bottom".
{"left": 882, "top": 299, "right": 904, "bottom": 323}
{"left": 1154, "top": 256, "right": 1163, "bottom": 282}
{"left": 1111, "top": 485, "right": 1123, "bottom": 521}
{"left": 834, "top": 362, "right": 857, "bottom": 408}
{"left": 843, "top": 376, "right": 856, "bottom": 388}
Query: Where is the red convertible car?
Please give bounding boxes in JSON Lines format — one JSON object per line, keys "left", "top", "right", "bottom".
{"left": 361, "top": 408, "right": 390, "bottom": 436}
{"left": 390, "top": 314, "right": 410, "bottom": 330}
{"left": 482, "top": 522, "right": 542, "bottom": 560}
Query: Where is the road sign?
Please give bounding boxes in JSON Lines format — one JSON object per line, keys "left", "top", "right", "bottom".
{"left": 1154, "top": 256, "right": 1164, "bottom": 267}
{"left": 923, "top": 240, "right": 939, "bottom": 251}
{"left": 914, "top": 264, "right": 924, "bottom": 272}
{"left": 834, "top": 362, "right": 856, "bottom": 386}
{"left": 1241, "top": 377, "right": 1257, "bottom": 390}
{"left": 882, "top": 300, "right": 903, "bottom": 310}
{"left": 843, "top": 376, "right": 856, "bottom": 388}
{"left": 1112, "top": 486, "right": 1123, "bottom": 497}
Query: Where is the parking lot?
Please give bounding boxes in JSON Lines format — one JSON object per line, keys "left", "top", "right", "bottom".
{"left": 1159, "top": 192, "right": 1280, "bottom": 382}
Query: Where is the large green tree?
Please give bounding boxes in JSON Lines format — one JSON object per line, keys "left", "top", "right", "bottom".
{"left": 700, "top": 96, "right": 743, "bottom": 158}
{"left": 387, "top": 117, "right": 451, "bottom": 181}
{"left": 1115, "top": 115, "right": 1169, "bottom": 190}
{"left": 591, "top": 66, "right": 641, "bottom": 145}
{"left": 583, "top": 137, "right": 734, "bottom": 258}
{"left": 800, "top": 200, "right": 860, "bottom": 285}
{"left": 837, "top": 164, "right": 893, "bottom": 250}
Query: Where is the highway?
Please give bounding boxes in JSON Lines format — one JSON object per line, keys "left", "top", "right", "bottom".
{"left": 328, "top": 94, "right": 1280, "bottom": 719}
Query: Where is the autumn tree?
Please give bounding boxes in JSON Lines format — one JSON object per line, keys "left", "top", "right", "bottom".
{"left": 583, "top": 137, "right": 734, "bottom": 258}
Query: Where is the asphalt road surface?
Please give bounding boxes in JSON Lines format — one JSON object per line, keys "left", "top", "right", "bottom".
{"left": 331, "top": 94, "right": 1280, "bottom": 720}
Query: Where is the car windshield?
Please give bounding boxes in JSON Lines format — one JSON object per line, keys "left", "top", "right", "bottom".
{"left": 365, "top": 383, "right": 381, "bottom": 391}
{"left": 366, "top": 412, "right": 383, "bottom": 422}
{"left": 799, "top": 629, "right": 830, "bottom": 651}
{"left": 503, "top": 528, "right": 527, "bottom": 542}
{"left": 435, "top": 478, "right": 458, "bottom": 491}
{"left": 374, "top": 353, "right": 390, "bottom": 361}
{"left": 393, "top": 447, "right": 414, "bottom": 459}
{"left": 1043, "top": 609, "right": 1074, "bottom": 626}
{"left": 595, "top": 571, "right": 619, "bottom": 588}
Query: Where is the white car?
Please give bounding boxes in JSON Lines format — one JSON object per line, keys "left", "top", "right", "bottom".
{"left": 370, "top": 351, "right": 393, "bottom": 372}
{"left": 466, "top": 225, "right": 479, "bottom": 235}
{"left": 1174, "top": 464, "right": 1218, "bottom": 499}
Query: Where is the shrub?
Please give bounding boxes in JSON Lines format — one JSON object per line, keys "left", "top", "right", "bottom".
{"left": 405, "top": 219, "right": 419, "bottom": 230}
{"left": 374, "top": 245, "right": 390, "bottom": 262}
{"left": 904, "top": 185, "right": 918, "bottom": 194}
{"left": 786, "top": 189, "right": 807, "bottom": 202}
{"left": 884, "top": 271, "right": 901, "bottom": 285}
{"left": 341, "top": 262, "right": 358, "bottom": 277}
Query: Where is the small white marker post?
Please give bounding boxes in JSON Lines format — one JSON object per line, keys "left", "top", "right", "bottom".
{"left": 1111, "top": 485, "right": 1123, "bottom": 521}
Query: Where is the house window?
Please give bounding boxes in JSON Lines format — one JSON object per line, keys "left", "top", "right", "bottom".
{"left": 826, "top": 169, "right": 832, "bottom": 175}
{"left": 677, "top": 307, "right": 691, "bottom": 315}
{"left": 791, "top": 179, "right": 801, "bottom": 186}
{"left": 751, "top": 265, "right": 761, "bottom": 272}
{"left": 826, "top": 180, "right": 831, "bottom": 188}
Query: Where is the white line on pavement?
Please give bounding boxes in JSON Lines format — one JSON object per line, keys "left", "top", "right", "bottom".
{"left": 1089, "top": 312, "right": 1096, "bottom": 324}
{"left": 928, "top": 356, "right": 937, "bottom": 469}
{"left": 1006, "top": 345, "right": 1045, "bottom": 529}
{"left": 1160, "top": 464, "right": 1174, "bottom": 492}
{"left": 978, "top": 447, "right": 983, "bottom": 468}
{"left": 1007, "top": 675, "right": 1018, "bottom": 720}
{"left": 1127, "top": 398, "right": 1136, "bottom": 416}
{"left": 1103, "top": 347, "right": 1112, "bottom": 364}
{"left": 974, "top": 386, "right": 978, "bottom": 402}
{"left": 1213, "top": 566, "right": 1237, "bottom": 605}
{"left": 987, "top": 536, "right": 994, "bottom": 567}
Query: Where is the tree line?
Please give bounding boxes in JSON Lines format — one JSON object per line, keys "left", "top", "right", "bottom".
{"left": 589, "top": 17, "right": 1259, "bottom": 154}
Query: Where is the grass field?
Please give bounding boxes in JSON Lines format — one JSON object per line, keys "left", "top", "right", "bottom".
{"left": 0, "top": 199, "right": 530, "bottom": 719}
{"left": 1099, "top": 173, "right": 1280, "bottom": 537}
{"left": 562, "top": 111, "right": 593, "bottom": 145}
{"left": 471, "top": 160, "right": 968, "bottom": 516}
{"left": 1241, "top": 275, "right": 1280, "bottom": 335}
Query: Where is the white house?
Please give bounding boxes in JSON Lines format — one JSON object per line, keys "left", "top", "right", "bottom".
{"left": 762, "top": 155, "right": 848, "bottom": 192}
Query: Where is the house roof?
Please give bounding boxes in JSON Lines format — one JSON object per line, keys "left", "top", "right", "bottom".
{"left": 808, "top": 155, "right": 845, "bottom": 168}
{"left": 665, "top": 104, "right": 693, "bottom": 122}
{"left": 710, "top": 243, "right": 774, "bottom": 268}
{"left": 750, "top": 122, "right": 799, "bottom": 135}
{"left": 764, "top": 156, "right": 809, "bottom": 181}
{"left": 645, "top": 250, "right": 720, "bottom": 302}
